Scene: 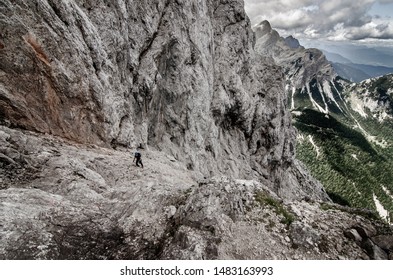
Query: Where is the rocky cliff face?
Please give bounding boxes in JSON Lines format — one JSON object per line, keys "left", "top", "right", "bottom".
{"left": 253, "top": 20, "right": 345, "bottom": 115}
{"left": 346, "top": 74, "right": 393, "bottom": 122}
{"left": 3, "top": 0, "right": 390, "bottom": 260}
{"left": 1, "top": 127, "right": 391, "bottom": 260}
{"left": 0, "top": 0, "right": 325, "bottom": 199}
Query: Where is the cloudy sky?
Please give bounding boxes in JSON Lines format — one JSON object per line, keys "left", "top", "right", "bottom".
{"left": 244, "top": 0, "right": 393, "bottom": 47}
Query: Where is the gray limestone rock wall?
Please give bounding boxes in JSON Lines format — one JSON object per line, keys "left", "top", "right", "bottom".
{"left": 253, "top": 20, "right": 337, "bottom": 89}
{"left": 0, "top": 0, "right": 326, "bottom": 200}
{"left": 0, "top": 125, "right": 389, "bottom": 260}
{"left": 253, "top": 20, "right": 342, "bottom": 114}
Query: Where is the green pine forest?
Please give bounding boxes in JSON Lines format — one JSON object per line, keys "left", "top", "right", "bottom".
{"left": 293, "top": 75, "right": 393, "bottom": 222}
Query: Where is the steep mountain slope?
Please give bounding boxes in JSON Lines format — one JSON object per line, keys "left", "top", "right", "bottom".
{"left": 253, "top": 21, "right": 346, "bottom": 115}
{"left": 294, "top": 75, "right": 393, "bottom": 224}
{"left": 347, "top": 74, "right": 393, "bottom": 121}
{"left": 0, "top": 0, "right": 323, "bottom": 198}
{"left": 0, "top": 0, "right": 347, "bottom": 260}
{"left": 2, "top": 125, "right": 392, "bottom": 260}
{"left": 252, "top": 20, "right": 393, "bottom": 223}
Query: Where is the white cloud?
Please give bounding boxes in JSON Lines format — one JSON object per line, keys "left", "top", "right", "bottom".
{"left": 244, "top": 0, "right": 393, "bottom": 42}
{"left": 344, "top": 21, "right": 393, "bottom": 40}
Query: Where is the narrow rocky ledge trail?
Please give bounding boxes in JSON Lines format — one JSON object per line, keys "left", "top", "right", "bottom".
{"left": 0, "top": 125, "right": 196, "bottom": 259}
{"left": 1, "top": 126, "right": 392, "bottom": 260}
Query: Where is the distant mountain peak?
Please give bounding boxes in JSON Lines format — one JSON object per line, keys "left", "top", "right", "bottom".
{"left": 284, "top": 36, "right": 301, "bottom": 49}
{"left": 258, "top": 20, "right": 272, "bottom": 30}
{"left": 253, "top": 23, "right": 339, "bottom": 114}
{"left": 254, "top": 20, "right": 276, "bottom": 39}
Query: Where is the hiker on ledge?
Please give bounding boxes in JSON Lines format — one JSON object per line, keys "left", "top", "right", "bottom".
{"left": 133, "top": 150, "right": 143, "bottom": 168}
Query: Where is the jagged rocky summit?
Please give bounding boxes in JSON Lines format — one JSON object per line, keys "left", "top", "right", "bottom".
{"left": 1, "top": 1, "right": 392, "bottom": 259}
{"left": 253, "top": 20, "right": 344, "bottom": 114}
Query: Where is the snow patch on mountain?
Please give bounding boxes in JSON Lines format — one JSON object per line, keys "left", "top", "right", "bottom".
{"left": 308, "top": 135, "right": 321, "bottom": 158}
{"left": 288, "top": 85, "right": 296, "bottom": 110}
{"left": 297, "top": 133, "right": 305, "bottom": 143}
{"left": 382, "top": 185, "right": 393, "bottom": 202}
{"left": 373, "top": 193, "right": 391, "bottom": 224}
{"left": 292, "top": 111, "right": 303, "bottom": 116}
{"left": 322, "top": 80, "right": 344, "bottom": 113}
{"left": 306, "top": 84, "right": 329, "bottom": 114}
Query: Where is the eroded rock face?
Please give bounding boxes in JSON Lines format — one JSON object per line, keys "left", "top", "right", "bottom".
{"left": 0, "top": 125, "right": 196, "bottom": 259}
{"left": 0, "top": 0, "right": 341, "bottom": 260}
{"left": 253, "top": 20, "right": 344, "bottom": 114}
{"left": 0, "top": 0, "right": 324, "bottom": 199}
{"left": 0, "top": 126, "right": 392, "bottom": 259}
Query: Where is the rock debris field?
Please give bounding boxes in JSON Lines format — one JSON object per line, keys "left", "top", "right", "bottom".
{"left": 1, "top": 126, "right": 392, "bottom": 260}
